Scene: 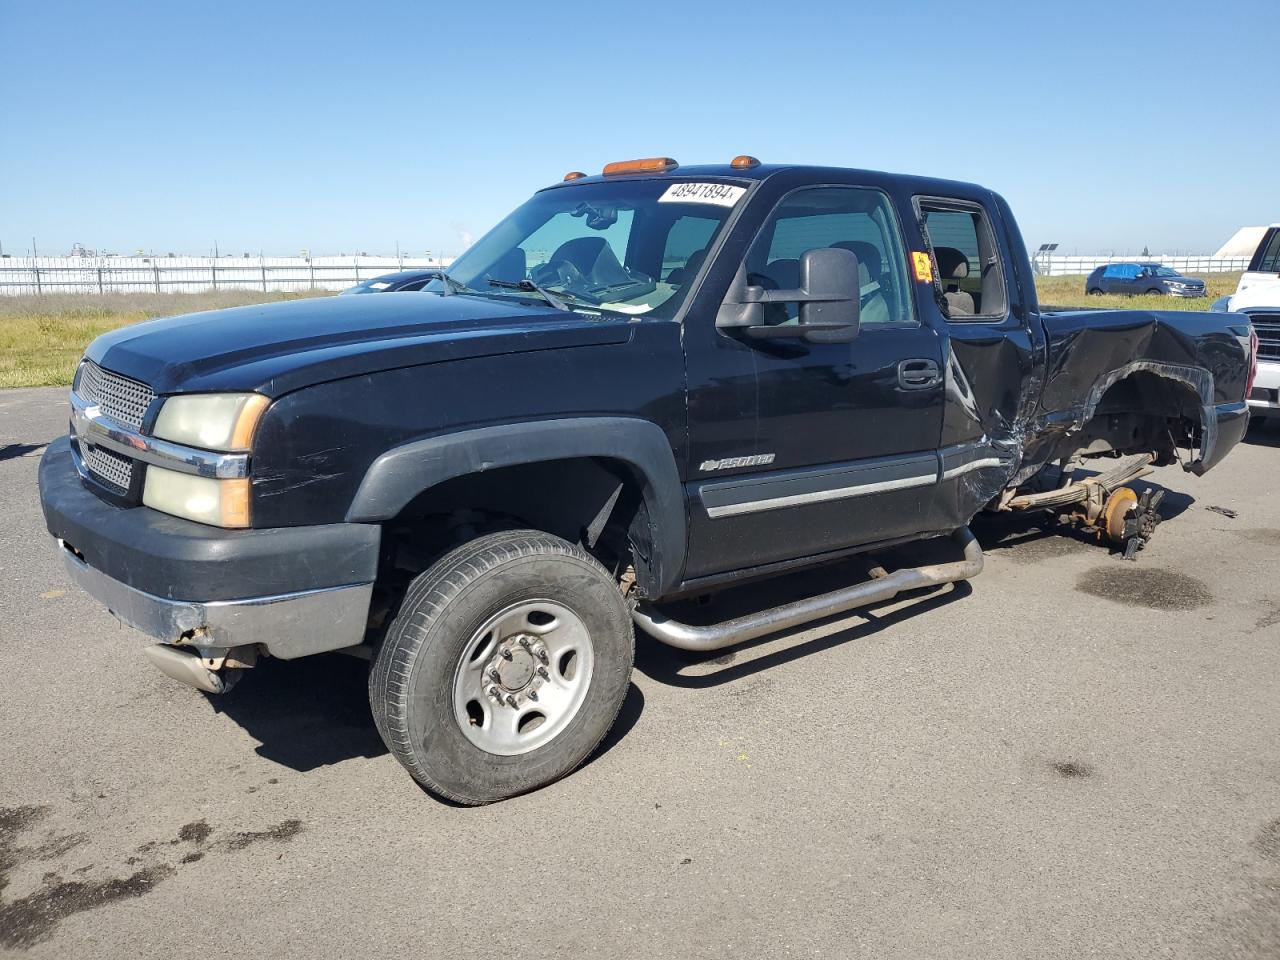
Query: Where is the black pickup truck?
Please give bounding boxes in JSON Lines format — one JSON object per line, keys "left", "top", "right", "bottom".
{"left": 39, "top": 157, "right": 1256, "bottom": 803}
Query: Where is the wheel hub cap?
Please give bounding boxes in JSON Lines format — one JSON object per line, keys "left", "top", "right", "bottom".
{"left": 451, "top": 600, "right": 594, "bottom": 756}
{"left": 484, "top": 635, "right": 549, "bottom": 705}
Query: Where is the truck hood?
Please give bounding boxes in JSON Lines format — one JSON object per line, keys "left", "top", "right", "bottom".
{"left": 85, "top": 292, "right": 637, "bottom": 396}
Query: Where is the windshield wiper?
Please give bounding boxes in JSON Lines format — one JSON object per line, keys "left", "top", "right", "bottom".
{"left": 488, "top": 278, "right": 575, "bottom": 312}
{"left": 423, "top": 271, "right": 472, "bottom": 296}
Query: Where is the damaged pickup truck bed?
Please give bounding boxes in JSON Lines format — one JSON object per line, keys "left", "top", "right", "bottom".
{"left": 38, "top": 157, "right": 1256, "bottom": 803}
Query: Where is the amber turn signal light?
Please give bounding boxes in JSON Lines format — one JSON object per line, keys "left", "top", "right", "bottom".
{"left": 563, "top": 171, "right": 587, "bottom": 181}
{"left": 602, "top": 157, "right": 678, "bottom": 176}
{"left": 730, "top": 155, "right": 761, "bottom": 169}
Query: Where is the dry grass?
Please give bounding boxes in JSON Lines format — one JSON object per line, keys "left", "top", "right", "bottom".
{"left": 0, "top": 291, "right": 331, "bottom": 389}
{"left": 1034, "top": 272, "right": 1240, "bottom": 312}
{"left": 0, "top": 274, "right": 1245, "bottom": 390}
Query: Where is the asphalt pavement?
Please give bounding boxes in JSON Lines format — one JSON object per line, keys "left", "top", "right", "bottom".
{"left": 1, "top": 385, "right": 1278, "bottom": 959}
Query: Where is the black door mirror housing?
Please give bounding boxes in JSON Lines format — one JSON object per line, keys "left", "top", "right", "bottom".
{"left": 717, "top": 247, "right": 862, "bottom": 344}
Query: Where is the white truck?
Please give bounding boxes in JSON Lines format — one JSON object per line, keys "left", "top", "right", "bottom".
{"left": 1216, "top": 224, "right": 1280, "bottom": 419}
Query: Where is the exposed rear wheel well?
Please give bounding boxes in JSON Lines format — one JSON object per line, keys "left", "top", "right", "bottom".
{"left": 1046, "top": 371, "right": 1204, "bottom": 465}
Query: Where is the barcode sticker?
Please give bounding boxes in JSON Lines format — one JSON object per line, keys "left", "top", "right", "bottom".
{"left": 658, "top": 182, "right": 747, "bottom": 207}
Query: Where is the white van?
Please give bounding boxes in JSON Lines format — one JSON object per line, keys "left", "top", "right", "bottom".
{"left": 1216, "top": 224, "right": 1280, "bottom": 419}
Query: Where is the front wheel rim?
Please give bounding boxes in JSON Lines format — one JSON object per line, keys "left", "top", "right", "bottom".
{"left": 451, "top": 599, "right": 595, "bottom": 756}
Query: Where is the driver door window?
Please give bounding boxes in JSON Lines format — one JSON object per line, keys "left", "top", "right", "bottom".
{"left": 747, "top": 187, "right": 915, "bottom": 327}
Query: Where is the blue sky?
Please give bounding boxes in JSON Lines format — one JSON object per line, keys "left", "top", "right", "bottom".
{"left": 1, "top": 0, "right": 1275, "bottom": 258}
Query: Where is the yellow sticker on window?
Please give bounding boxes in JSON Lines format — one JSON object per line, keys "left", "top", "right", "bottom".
{"left": 911, "top": 251, "right": 934, "bottom": 283}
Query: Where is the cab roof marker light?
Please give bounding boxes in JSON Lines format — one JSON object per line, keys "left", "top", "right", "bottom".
{"left": 563, "top": 171, "right": 587, "bottom": 181}
{"left": 730, "top": 155, "right": 761, "bottom": 169}
{"left": 602, "top": 157, "right": 678, "bottom": 176}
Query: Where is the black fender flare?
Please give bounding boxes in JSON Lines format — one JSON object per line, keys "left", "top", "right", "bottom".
{"left": 346, "top": 417, "right": 686, "bottom": 595}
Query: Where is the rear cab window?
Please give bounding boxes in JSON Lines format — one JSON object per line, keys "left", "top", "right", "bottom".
{"left": 916, "top": 198, "right": 1008, "bottom": 320}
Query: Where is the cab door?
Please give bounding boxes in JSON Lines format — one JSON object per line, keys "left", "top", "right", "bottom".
{"left": 680, "top": 183, "right": 945, "bottom": 583}
{"left": 914, "top": 192, "right": 1047, "bottom": 528}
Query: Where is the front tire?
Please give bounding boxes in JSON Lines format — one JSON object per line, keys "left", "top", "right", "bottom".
{"left": 369, "top": 530, "right": 633, "bottom": 804}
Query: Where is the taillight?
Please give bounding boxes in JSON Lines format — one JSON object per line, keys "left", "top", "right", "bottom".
{"left": 1245, "top": 327, "right": 1259, "bottom": 397}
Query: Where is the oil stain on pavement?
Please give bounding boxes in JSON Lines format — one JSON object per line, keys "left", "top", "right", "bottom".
{"left": 1075, "top": 566, "right": 1213, "bottom": 611}
{"left": 0, "top": 804, "right": 305, "bottom": 950}
{"left": 1051, "top": 760, "right": 1094, "bottom": 779}
{"left": 1256, "top": 818, "right": 1280, "bottom": 863}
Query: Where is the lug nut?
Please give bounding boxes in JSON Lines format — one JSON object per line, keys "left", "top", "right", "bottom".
{"left": 505, "top": 694, "right": 519, "bottom": 708}
{"left": 536, "top": 666, "right": 550, "bottom": 680}
{"left": 488, "top": 669, "right": 502, "bottom": 683}
{"left": 536, "top": 649, "right": 549, "bottom": 665}
{"left": 527, "top": 689, "right": 538, "bottom": 701}
{"left": 500, "top": 648, "right": 514, "bottom": 661}
{"left": 519, "top": 636, "right": 533, "bottom": 651}
{"left": 488, "top": 685, "right": 502, "bottom": 699}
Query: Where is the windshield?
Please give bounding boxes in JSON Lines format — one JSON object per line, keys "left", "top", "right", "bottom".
{"left": 1151, "top": 266, "right": 1181, "bottom": 278}
{"left": 438, "top": 178, "right": 748, "bottom": 317}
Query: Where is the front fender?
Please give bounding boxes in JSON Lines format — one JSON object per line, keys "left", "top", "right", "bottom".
{"left": 346, "top": 417, "right": 686, "bottom": 595}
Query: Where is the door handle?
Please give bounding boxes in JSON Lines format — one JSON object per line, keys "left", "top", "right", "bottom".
{"left": 898, "top": 359, "right": 940, "bottom": 390}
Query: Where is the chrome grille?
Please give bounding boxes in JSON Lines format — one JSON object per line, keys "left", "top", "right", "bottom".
{"left": 77, "top": 361, "right": 155, "bottom": 430}
{"left": 1247, "top": 312, "right": 1280, "bottom": 360}
{"left": 81, "top": 443, "right": 134, "bottom": 494}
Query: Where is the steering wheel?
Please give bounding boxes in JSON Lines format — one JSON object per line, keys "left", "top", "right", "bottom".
{"left": 530, "top": 258, "right": 588, "bottom": 293}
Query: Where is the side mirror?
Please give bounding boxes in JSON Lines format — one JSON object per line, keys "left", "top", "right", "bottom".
{"left": 716, "top": 247, "right": 861, "bottom": 344}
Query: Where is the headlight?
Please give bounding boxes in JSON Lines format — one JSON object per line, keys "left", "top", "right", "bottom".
{"left": 152, "top": 393, "right": 269, "bottom": 452}
{"left": 147, "top": 393, "right": 266, "bottom": 527}
{"left": 143, "top": 468, "right": 250, "bottom": 528}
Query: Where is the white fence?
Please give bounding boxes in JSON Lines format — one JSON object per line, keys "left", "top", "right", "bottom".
{"left": 1033, "top": 254, "right": 1249, "bottom": 277}
{"left": 0, "top": 255, "right": 455, "bottom": 296}
{"left": 0, "top": 251, "right": 1249, "bottom": 295}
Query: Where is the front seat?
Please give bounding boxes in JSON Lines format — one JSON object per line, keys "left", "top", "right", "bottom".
{"left": 831, "top": 240, "right": 892, "bottom": 324}
{"left": 665, "top": 247, "right": 707, "bottom": 287}
{"left": 546, "top": 236, "right": 632, "bottom": 289}
{"left": 933, "top": 247, "right": 974, "bottom": 316}
{"left": 751, "top": 258, "right": 801, "bottom": 324}
{"left": 487, "top": 246, "right": 527, "bottom": 285}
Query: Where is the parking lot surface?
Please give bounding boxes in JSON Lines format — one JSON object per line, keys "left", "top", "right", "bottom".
{"left": 2, "top": 385, "right": 1278, "bottom": 959}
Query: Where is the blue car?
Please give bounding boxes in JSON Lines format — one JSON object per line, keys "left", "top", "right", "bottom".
{"left": 1086, "top": 263, "right": 1206, "bottom": 298}
{"left": 341, "top": 269, "right": 443, "bottom": 295}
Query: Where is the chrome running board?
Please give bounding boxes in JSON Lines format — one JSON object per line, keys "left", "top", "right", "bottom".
{"left": 632, "top": 526, "right": 983, "bottom": 653}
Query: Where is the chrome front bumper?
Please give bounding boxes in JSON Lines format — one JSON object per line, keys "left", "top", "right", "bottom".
{"left": 1249, "top": 360, "right": 1280, "bottom": 418}
{"left": 59, "top": 540, "right": 374, "bottom": 659}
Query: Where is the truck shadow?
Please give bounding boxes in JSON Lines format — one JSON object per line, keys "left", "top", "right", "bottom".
{"left": 207, "top": 654, "right": 387, "bottom": 771}
{"left": 0, "top": 441, "right": 47, "bottom": 462}
{"left": 206, "top": 651, "right": 645, "bottom": 774}
{"left": 1244, "top": 422, "right": 1280, "bottom": 448}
